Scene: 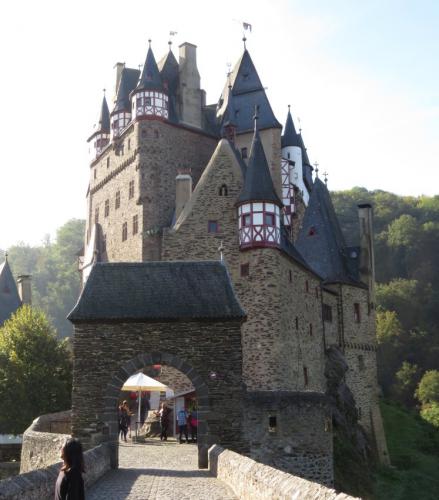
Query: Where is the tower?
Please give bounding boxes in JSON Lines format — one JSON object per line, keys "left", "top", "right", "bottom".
{"left": 88, "top": 94, "right": 110, "bottom": 158}
{"left": 236, "top": 111, "right": 282, "bottom": 249}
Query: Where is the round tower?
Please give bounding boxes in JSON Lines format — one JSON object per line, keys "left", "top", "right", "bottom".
{"left": 131, "top": 40, "right": 168, "bottom": 120}
{"left": 111, "top": 66, "right": 133, "bottom": 138}
{"left": 237, "top": 110, "right": 282, "bottom": 249}
{"left": 281, "top": 106, "right": 305, "bottom": 197}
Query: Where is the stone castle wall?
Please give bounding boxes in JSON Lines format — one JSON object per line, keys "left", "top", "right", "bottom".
{"left": 157, "top": 365, "right": 194, "bottom": 395}
{"left": 209, "top": 445, "right": 356, "bottom": 499}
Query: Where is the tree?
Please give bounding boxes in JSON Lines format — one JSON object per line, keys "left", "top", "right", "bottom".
{"left": 416, "top": 370, "right": 439, "bottom": 405}
{"left": 0, "top": 306, "right": 72, "bottom": 435}
{"left": 391, "top": 362, "right": 420, "bottom": 407}
{"left": 376, "top": 310, "right": 402, "bottom": 344}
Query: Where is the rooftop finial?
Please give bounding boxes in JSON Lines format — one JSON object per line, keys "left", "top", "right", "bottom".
{"left": 298, "top": 116, "right": 302, "bottom": 134}
{"left": 4, "top": 252, "right": 8, "bottom": 262}
{"left": 242, "top": 36, "right": 247, "bottom": 50}
{"left": 168, "top": 40, "right": 172, "bottom": 50}
{"left": 103, "top": 88, "right": 106, "bottom": 95}
{"left": 323, "top": 171, "right": 328, "bottom": 185}
{"left": 288, "top": 104, "right": 291, "bottom": 111}
{"left": 253, "top": 105, "right": 259, "bottom": 130}
{"left": 314, "top": 162, "right": 319, "bottom": 178}
{"left": 148, "top": 39, "right": 152, "bottom": 48}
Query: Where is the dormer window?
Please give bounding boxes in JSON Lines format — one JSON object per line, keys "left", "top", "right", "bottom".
{"left": 308, "top": 226, "right": 316, "bottom": 236}
{"left": 219, "top": 184, "right": 228, "bottom": 196}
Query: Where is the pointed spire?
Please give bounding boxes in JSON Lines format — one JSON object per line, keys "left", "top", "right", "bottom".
{"left": 237, "top": 107, "right": 281, "bottom": 205}
{"left": 97, "top": 94, "right": 110, "bottom": 133}
{"left": 221, "top": 84, "right": 237, "bottom": 139}
{"left": 136, "top": 41, "right": 164, "bottom": 92}
{"left": 281, "top": 105, "right": 301, "bottom": 148}
{"left": 296, "top": 178, "right": 357, "bottom": 284}
{"left": 112, "top": 67, "right": 141, "bottom": 115}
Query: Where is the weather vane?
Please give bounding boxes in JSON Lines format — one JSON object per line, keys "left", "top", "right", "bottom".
{"left": 323, "top": 171, "right": 328, "bottom": 185}
{"left": 314, "top": 162, "right": 319, "bottom": 177}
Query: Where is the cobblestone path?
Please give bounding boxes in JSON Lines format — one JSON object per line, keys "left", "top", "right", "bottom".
{"left": 87, "top": 439, "right": 237, "bottom": 500}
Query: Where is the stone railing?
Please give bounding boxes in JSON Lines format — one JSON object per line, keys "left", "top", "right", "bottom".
{"left": 0, "top": 443, "right": 111, "bottom": 500}
{"left": 20, "top": 410, "right": 72, "bottom": 473}
{"left": 208, "top": 445, "right": 358, "bottom": 500}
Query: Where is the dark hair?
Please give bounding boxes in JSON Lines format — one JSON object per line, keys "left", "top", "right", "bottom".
{"left": 61, "top": 438, "right": 85, "bottom": 472}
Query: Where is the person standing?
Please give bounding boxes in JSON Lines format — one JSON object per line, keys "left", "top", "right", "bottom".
{"left": 177, "top": 407, "right": 189, "bottom": 444}
{"left": 118, "top": 401, "right": 130, "bottom": 442}
{"left": 157, "top": 402, "right": 170, "bottom": 441}
{"left": 188, "top": 409, "right": 198, "bottom": 443}
{"left": 54, "top": 438, "right": 85, "bottom": 500}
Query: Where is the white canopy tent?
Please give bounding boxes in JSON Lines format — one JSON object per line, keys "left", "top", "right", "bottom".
{"left": 121, "top": 373, "right": 172, "bottom": 433}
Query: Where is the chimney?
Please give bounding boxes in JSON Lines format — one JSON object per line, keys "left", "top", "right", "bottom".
{"left": 358, "top": 204, "right": 375, "bottom": 307}
{"left": 175, "top": 170, "right": 192, "bottom": 221}
{"left": 17, "top": 275, "right": 32, "bottom": 305}
{"left": 178, "top": 43, "right": 202, "bottom": 128}
{"left": 113, "top": 62, "right": 125, "bottom": 103}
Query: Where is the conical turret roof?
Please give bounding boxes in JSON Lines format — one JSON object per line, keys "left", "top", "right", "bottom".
{"left": 237, "top": 116, "right": 281, "bottom": 205}
{"left": 281, "top": 107, "right": 301, "bottom": 148}
{"left": 112, "top": 68, "right": 140, "bottom": 114}
{"left": 296, "top": 178, "right": 359, "bottom": 284}
{"left": 0, "top": 258, "right": 21, "bottom": 325}
{"left": 88, "top": 95, "right": 110, "bottom": 141}
{"left": 217, "top": 49, "right": 281, "bottom": 133}
{"left": 136, "top": 44, "right": 164, "bottom": 92}
{"left": 158, "top": 47, "right": 179, "bottom": 121}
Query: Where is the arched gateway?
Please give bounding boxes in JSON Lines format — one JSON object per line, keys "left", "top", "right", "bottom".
{"left": 68, "top": 261, "right": 247, "bottom": 468}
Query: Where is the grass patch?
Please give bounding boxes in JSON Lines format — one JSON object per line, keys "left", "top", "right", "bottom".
{"left": 374, "top": 400, "right": 439, "bottom": 500}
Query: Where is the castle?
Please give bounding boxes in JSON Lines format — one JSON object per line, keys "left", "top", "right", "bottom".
{"left": 78, "top": 38, "right": 388, "bottom": 484}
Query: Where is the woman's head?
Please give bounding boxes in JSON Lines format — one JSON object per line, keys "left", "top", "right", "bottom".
{"left": 61, "top": 438, "right": 85, "bottom": 472}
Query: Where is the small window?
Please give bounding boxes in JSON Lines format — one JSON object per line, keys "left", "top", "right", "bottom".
{"left": 94, "top": 169, "right": 97, "bottom": 180}
{"left": 295, "top": 317, "right": 299, "bottom": 330}
{"left": 106, "top": 157, "right": 110, "bottom": 168}
{"left": 94, "top": 207, "right": 99, "bottom": 224}
{"left": 268, "top": 415, "right": 277, "bottom": 432}
{"left": 129, "top": 180, "right": 134, "bottom": 199}
{"left": 122, "top": 222, "right": 128, "bottom": 242}
{"left": 133, "top": 214, "right": 138, "bottom": 235}
{"left": 241, "top": 147, "right": 248, "bottom": 159}
{"left": 242, "top": 214, "right": 252, "bottom": 227}
{"left": 303, "top": 366, "right": 309, "bottom": 386}
{"left": 305, "top": 280, "right": 309, "bottom": 293}
{"left": 219, "top": 184, "right": 228, "bottom": 196}
{"left": 308, "top": 226, "right": 316, "bottom": 236}
{"left": 145, "top": 97, "right": 151, "bottom": 106}
{"left": 358, "top": 355, "right": 365, "bottom": 371}
{"left": 287, "top": 152, "right": 290, "bottom": 159}
{"left": 323, "top": 304, "right": 332, "bottom": 322}
{"left": 354, "top": 303, "right": 361, "bottom": 323}
{"left": 115, "top": 191, "right": 120, "bottom": 209}
{"left": 264, "top": 213, "right": 275, "bottom": 226}
{"left": 208, "top": 220, "right": 219, "bottom": 233}
{"left": 240, "top": 263, "right": 249, "bottom": 277}
{"left": 309, "top": 324, "right": 313, "bottom": 336}
{"left": 315, "top": 287, "right": 319, "bottom": 299}
{"left": 289, "top": 270, "right": 292, "bottom": 282}
{"left": 128, "top": 138, "right": 131, "bottom": 150}
{"left": 104, "top": 199, "right": 109, "bottom": 217}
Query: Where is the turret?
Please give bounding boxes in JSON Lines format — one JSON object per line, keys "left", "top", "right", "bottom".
{"left": 221, "top": 85, "right": 237, "bottom": 143}
{"left": 132, "top": 40, "right": 168, "bottom": 120}
{"left": 87, "top": 94, "right": 110, "bottom": 158}
{"left": 111, "top": 66, "right": 140, "bottom": 138}
{"left": 237, "top": 110, "right": 282, "bottom": 249}
{"left": 281, "top": 106, "right": 309, "bottom": 204}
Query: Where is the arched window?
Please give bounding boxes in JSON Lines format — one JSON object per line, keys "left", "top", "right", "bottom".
{"left": 219, "top": 184, "right": 228, "bottom": 196}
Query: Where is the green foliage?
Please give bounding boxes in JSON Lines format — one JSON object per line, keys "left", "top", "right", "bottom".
{"left": 3, "top": 219, "right": 85, "bottom": 338}
{"left": 0, "top": 306, "right": 72, "bottom": 434}
{"left": 391, "top": 362, "right": 421, "bottom": 407}
{"left": 420, "top": 403, "right": 439, "bottom": 428}
{"left": 416, "top": 371, "right": 439, "bottom": 405}
{"left": 376, "top": 310, "right": 402, "bottom": 344}
{"left": 374, "top": 401, "right": 439, "bottom": 500}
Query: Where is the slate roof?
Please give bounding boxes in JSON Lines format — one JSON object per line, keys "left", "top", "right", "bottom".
{"left": 68, "top": 261, "right": 246, "bottom": 322}
{"left": 237, "top": 118, "right": 281, "bottom": 205}
{"left": 0, "top": 259, "right": 21, "bottom": 326}
{"left": 136, "top": 45, "right": 164, "bottom": 92}
{"left": 281, "top": 108, "right": 301, "bottom": 148}
{"left": 112, "top": 68, "right": 140, "bottom": 114}
{"left": 88, "top": 96, "right": 110, "bottom": 141}
{"left": 158, "top": 48, "right": 179, "bottom": 122}
{"left": 296, "top": 178, "right": 361, "bottom": 285}
{"left": 216, "top": 50, "right": 281, "bottom": 133}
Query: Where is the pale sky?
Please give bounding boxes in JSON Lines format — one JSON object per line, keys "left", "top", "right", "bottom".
{"left": 1, "top": 0, "right": 438, "bottom": 249}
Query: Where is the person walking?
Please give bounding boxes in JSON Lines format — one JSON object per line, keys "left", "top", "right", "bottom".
{"left": 177, "top": 407, "right": 189, "bottom": 444}
{"left": 118, "top": 401, "right": 130, "bottom": 442}
{"left": 54, "top": 438, "right": 85, "bottom": 500}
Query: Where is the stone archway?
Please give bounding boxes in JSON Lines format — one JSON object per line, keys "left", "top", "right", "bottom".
{"left": 68, "top": 262, "right": 248, "bottom": 470}
{"left": 103, "top": 351, "right": 210, "bottom": 467}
